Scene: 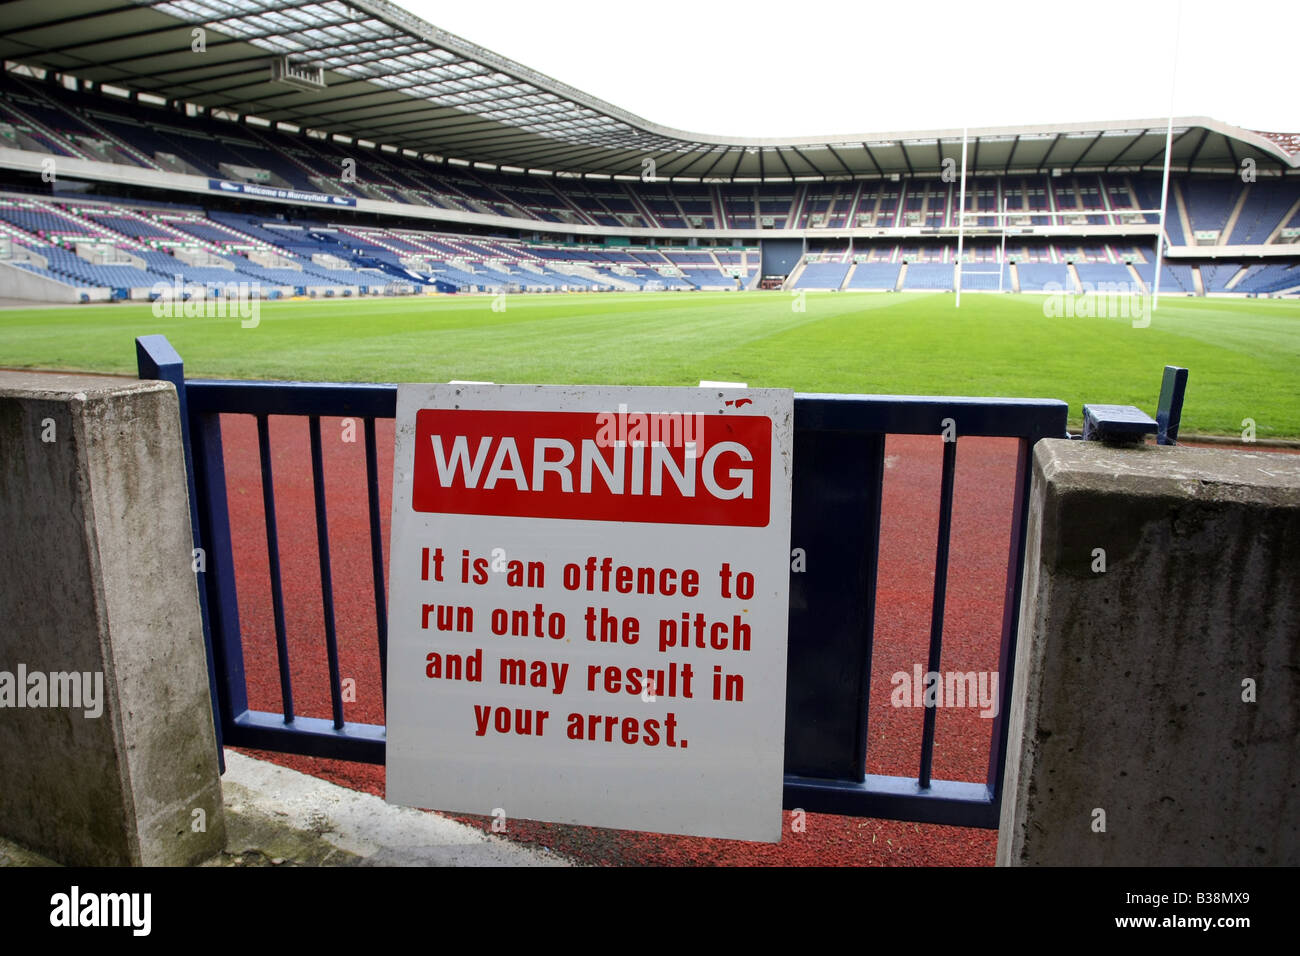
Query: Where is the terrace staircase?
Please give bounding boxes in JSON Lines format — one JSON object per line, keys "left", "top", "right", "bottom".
{"left": 625, "top": 188, "right": 658, "bottom": 228}
{"left": 340, "top": 229, "right": 407, "bottom": 258}
{"left": 1126, "top": 262, "right": 1147, "bottom": 294}
{"left": 195, "top": 217, "right": 275, "bottom": 250}
{"left": 1067, "top": 263, "right": 1082, "bottom": 294}
{"left": 256, "top": 133, "right": 341, "bottom": 187}
{"left": 150, "top": 150, "right": 206, "bottom": 176}
{"left": 1173, "top": 183, "right": 1193, "bottom": 249}
{"left": 783, "top": 260, "right": 807, "bottom": 291}
{"left": 65, "top": 108, "right": 161, "bottom": 170}
{"left": 0, "top": 217, "right": 48, "bottom": 250}
{"left": 364, "top": 162, "right": 414, "bottom": 195}
{"left": 670, "top": 195, "right": 691, "bottom": 226}
{"left": 789, "top": 185, "right": 807, "bottom": 230}
{"left": 2, "top": 101, "right": 89, "bottom": 160}
{"left": 584, "top": 266, "right": 639, "bottom": 291}
{"left": 894, "top": 262, "right": 907, "bottom": 291}
{"left": 51, "top": 201, "right": 196, "bottom": 260}
{"left": 121, "top": 208, "right": 210, "bottom": 249}
{"left": 469, "top": 172, "right": 530, "bottom": 219}
{"left": 840, "top": 262, "right": 857, "bottom": 291}
{"left": 842, "top": 182, "right": 863, "bottom": 228}
{"left": 397, "top": 188, "right": 433, "bottom": 206}
{"left": 1220, "top": 186, "right": 1250, "bottom": 245}
{"left": 1098, "top": 176, "right": 1118, "bottom": 225}
{"left": 1265, "top": 197, "right": 1300, "bottom": 244}
{"left": 548, "top": 184, "right": 599, "bottom": 226}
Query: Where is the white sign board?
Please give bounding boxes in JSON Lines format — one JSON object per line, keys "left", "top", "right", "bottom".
{"left": 385, "top": 384, "right": 793, "bottom": 841}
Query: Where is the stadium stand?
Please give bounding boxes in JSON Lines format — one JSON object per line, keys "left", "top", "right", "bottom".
{"left": 1183, "top": 180, "right": 1243, "bottom": 237}
{"left": 13, "top": 179, "right": 1294, "bottom": 304}
{"left": 1228, "top": 182, "right": 1300, "bottom": 245}
{"left": 1200, "top": 262, "right": 1243, "bottom": 293}
{"left": 1016, "top": 263, "right": 1073, "bottom": 292}
{"left": 7, "top": 69, "right": 1296, "bottom": 242}
{"left": 1130, "top": 177, "right": 1187, "bottom": 246}
{"left": 0, "top": 39, "right": 1295, "bottom": 303}
{"left": 846, "top": 263, "right": 903, "bottom": 290}
{"left": 1233, "top": 263, "right": 1300, "bottom": 294}
{"left": 958, "top": 265, "right": 1012, "bottom": 292}
{"left": 1074, "top": 262, "right": 1137, "bottom": 288}
{"left": 794, "top": 262, "right": 851, "bottom": 290}
{"left": 1128, "top": 262, "right": 1197, "bottom": 295}
{"left": 902, "top": 262, "right": 955, "bottom": 291}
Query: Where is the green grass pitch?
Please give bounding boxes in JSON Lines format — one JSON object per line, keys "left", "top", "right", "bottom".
{"left": 2, "top": 290, "right": 1296, "bottom": 437}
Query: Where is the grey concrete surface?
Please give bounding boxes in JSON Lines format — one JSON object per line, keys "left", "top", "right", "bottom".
{"left": 0, "top": 750, "right": 572, "bottom": 867}
{"left": 0, "top": 372, "right": 225, "bottom": 865}
{"left": 213, "top": 751, "right": 570, "bottom": 866}
{"left": 0, "top": 261, "right": 109, "bottom": 303}
{"left": 999, "top": 439, "right": 1300, "bottom": 865}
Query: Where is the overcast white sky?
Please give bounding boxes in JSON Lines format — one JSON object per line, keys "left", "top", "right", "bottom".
{"left": 400, "top": 0, "right": 1296, "bottom": 138}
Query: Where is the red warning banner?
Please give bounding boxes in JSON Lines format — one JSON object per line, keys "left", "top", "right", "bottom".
{"left": 412, "top": 409, "right": 772, "bottom": 527}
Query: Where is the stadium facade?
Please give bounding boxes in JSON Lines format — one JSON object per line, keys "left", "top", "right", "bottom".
{"left": 0, "top": 0, "right": 1297, "bottom": 302}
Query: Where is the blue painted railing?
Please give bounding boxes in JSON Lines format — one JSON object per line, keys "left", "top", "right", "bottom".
{"left": 138, "top": 334, "right": 1067, "bottom": 829}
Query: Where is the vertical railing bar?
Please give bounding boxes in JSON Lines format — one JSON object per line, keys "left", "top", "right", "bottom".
{"left": 985, "top": 436, "right": 1037, "bottom": 802}
{"left": 918, "top": 435, "right": 958, "bottom": 789}
{"left": 190, "top": 411, "right": 250, "bottom": 756}
{"left": 855, "top": 432, "right": 887, "bottom": 781}
{"left": 135, "top": 336, "right": 226, "bottom": 772}
{"left": 257, "top": 413, "right": 295, "bottom": 722}
{"left": 363, "top": 417, "right": 388, "bottom": 705}
{"left": 157, "top": 369, "right": 1065, "bottom": 825}
{"left": 309, "top": 415, "right": 346, "bottom": 729}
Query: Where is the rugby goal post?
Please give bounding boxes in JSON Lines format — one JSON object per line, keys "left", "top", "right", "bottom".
{"left": 953, "top": 128, "right": 1009, "bottom": 306}
{"left": 954, "top": 11, "right": 1182, "bottom": 308}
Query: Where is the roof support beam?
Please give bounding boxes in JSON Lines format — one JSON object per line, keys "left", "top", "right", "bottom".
{"left": 1003, "top": 135, "right": 1022, "bottom": 175}
{"left": 824, "top": 145, "right": 856, "bottom": 177}
{"left": 0, "top": 2, "right": 144, "bottom": 38}
{"left": 1105, "top": 131, "right": 1150, "bottom": 171}
{"left": 1137, "top": 127, "right": 1194, "bottom": 169}
{"left": 860, "top": 143, "right": 884, "bottom": 177}
{"left": 1070, "top": 131, "right": 1106, "bottom": 172}
{"left": 1038, "top": 133, "right": 1065, "bottom": 173}
{"left": 1185, "top": 127, "right": 1212, "bottom": 170}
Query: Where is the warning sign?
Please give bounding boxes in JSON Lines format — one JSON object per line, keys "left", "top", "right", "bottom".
{"left": 384, "top": 384, "right": 793, "bottom": 841}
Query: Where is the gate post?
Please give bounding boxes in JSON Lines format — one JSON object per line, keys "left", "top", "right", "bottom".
{"left": 0, "top": 371, "right": 226, "bottom": 865}
{"left": 999, "top": 438, "right": 1300, "bottom": 865}
{"left": 137, "top": 334, "right": 225, "bottom": 769}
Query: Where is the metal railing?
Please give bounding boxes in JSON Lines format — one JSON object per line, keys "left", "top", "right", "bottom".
{"left": 138, "top": 333, "right": 1067, "bottom": 828}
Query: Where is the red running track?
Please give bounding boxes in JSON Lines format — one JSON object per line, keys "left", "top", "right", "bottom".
{"left": 218, "top": 413, "right": 1030, "bottom": 866}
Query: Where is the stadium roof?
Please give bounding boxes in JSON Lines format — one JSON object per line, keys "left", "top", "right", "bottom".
{"left": 2, "top": 0, "right": 1297, "bottom": 180}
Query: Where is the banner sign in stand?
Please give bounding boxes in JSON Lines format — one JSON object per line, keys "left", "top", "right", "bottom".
{"left": 385, "top": 384, "right": 794, "bottom": 841}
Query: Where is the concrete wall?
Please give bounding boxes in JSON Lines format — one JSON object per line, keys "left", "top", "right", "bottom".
{"left": 0, "top": 260, "right": 109, "bottom": 303}
{"left": 0, "top": 372, "right": 225, "bottom": 865}
{"left": 761, "top": 238, "right": 805, "bottom": 276}
{"left": 999, "top": 439, "right": 1300, "bottom": 865}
